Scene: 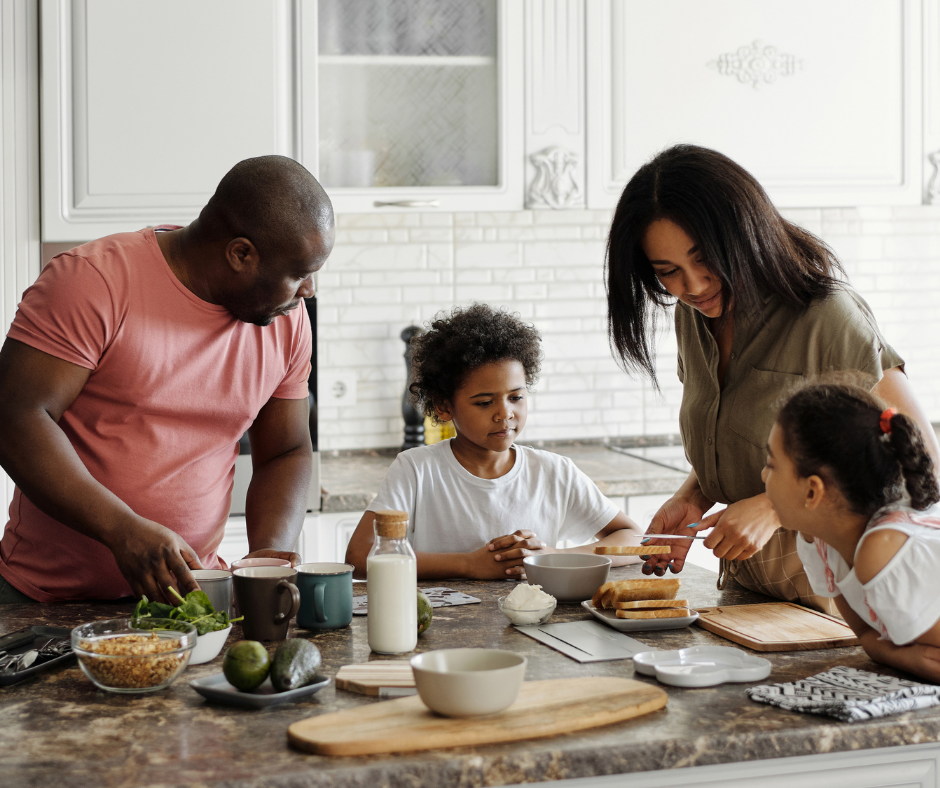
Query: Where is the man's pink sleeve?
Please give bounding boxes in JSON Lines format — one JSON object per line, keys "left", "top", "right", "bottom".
{"left": 7, "top": 255, "right": 114, "bottom": 371}
{"left": 271, "top": 303, "right": 312, "bottom": 400}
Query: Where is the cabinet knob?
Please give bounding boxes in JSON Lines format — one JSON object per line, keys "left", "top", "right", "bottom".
{"left": 373, "top": 200, "right": 440, "bottom": 208}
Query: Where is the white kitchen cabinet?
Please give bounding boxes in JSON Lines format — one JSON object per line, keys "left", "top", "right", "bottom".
{"left": 305, "top": 0, "right": 524, "bottom": 213}
{"left": 40, "top": 0, "right": 523, "bottom": 240}
{"left": 40, "top": 0, "right": 299, "bottom": 242}
{"left": 585, "top": 0, "right": 925, "bottom": 209}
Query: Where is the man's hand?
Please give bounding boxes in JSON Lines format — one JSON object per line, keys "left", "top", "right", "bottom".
{"left": 243, "top": 548, "right": 301, "bottom": 567}
{"left": 108, "top": 517, "right": 203, "bottom": 604}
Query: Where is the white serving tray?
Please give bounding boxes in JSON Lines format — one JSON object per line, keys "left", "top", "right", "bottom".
{"left": 581, "top": 600, "right": 699, "bottom": 632}
{"left": 632, "top": 646, "right": 772, "bottom": 688}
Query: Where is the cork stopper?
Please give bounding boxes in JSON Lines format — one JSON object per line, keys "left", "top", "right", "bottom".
{"left": 374, "top": 510, "right": 408, "bottom": 539}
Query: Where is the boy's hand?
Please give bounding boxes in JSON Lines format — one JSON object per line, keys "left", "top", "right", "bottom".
{"left": 489, "top": 530, "right": 551, "bottom": 569}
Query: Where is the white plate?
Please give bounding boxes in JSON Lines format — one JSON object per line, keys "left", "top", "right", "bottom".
{"left": 632, "top": 646, "right": 772, "bottom": 688}
{"left": 190, "top": 673, "right": 330, "bottom": 708}
{"left": 581, "top": 600, "right": 699, "bottom": 631}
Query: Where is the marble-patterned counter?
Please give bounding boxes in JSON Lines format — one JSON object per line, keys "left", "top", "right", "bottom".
{"left": 320, "top": 441, "right": 687, "bottom": 512}
{"left": 2, "top": 564, "right": 939, "bottom": 788}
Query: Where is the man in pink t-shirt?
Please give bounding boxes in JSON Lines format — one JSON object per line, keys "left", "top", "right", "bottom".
{"left": 0, "top": 156, "right": 334, "bottom": 603}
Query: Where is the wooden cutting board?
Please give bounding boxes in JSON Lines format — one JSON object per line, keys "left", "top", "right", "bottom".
{"left": 695, "top": 603, "right": 859, "bottom": 651}
{"left": 288, "top": 677, "right": 667, "bottom": 756}
{"left": 334, "top": 661, "right": 415, "bottom": 695}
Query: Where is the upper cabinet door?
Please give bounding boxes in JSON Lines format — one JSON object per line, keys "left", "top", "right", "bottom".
{"left": 301, "top": 0, "right": 524, "bottom": 213}
{"left": 586, "top": 0, "right": 924, "bottom": 209}
{"left": 41, "top": 0, "right": 299, "bottom": 242}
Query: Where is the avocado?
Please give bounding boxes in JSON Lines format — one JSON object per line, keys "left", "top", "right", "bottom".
{"left": 270, "top": 638, "right": 322, "bottom": 692}
{"left": 417, "top": 589, "right": 433, "bottom": 635}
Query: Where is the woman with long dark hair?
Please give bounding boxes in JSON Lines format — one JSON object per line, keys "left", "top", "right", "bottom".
{"left": 606, "top": 144, "right": 939, "bottom": 611}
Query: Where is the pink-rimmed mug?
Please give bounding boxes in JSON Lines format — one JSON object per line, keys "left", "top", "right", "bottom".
{"left": 230, "top": 557, "right": 292, "bottom": 571}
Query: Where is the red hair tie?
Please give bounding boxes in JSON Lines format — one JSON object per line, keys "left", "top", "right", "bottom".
{"left": 879, "top": 407, "right": 897, "bottom": 434}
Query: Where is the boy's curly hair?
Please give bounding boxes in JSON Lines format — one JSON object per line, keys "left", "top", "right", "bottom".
{"left": 408, "top": 304, "right": 542, "bottom": 423}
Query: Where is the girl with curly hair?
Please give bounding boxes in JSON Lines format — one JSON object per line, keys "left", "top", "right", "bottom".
{"left": 345, "top": 304, "right": 644, "bottom": 580}
{"left": 764, "top": 378, "right": 940, "bottom": 681}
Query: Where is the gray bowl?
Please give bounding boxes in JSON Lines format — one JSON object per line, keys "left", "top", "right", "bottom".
{"left": 522, "top": 553, "right": 611, "bottom": 603}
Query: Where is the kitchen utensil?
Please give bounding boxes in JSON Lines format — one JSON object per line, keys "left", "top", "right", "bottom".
{"left": 632, "top": 646, "right": 772, "bottom": 687}
{"left": 695, "top": 603, "right": 859, "bottom": 651}
{"left": 582, "top": 600, "right": 699, "bottom": 632}
{"left": 288, "top": 676, "right": 668, "bottom": 756}
{"left": 640, "top": 533, "right": 708, "bottom": 541}
{"left": 410, "top": 648, "right": 526, "bottom": 717}
{"left": 295, "top": 562, "right": 353, "bottom": 630}
{"left": 190, "top": 673, "right": 330, "bottom": 708}
{"left": 515, "top": 620, "right": 654, "bottom": 663}
{"left": 335, "top": 661, "right": 415, "bottom": 695}
{"left": 71, "top": 618, "right": 195, "bottom": 693}
{"left": 191, "top": 569, "right": 234, "bottom": 617}
{"left": 189, "top": 624, "right": 232, "bottom": 665}
{"left": 0, "top": 626, "right": 74, "bottom": 687}
{"left": 233, "top": 566, "right": 301, "bottom": 641}
{"left": 497, "top": 594, "right": 556, "bottom": 625}
{"left": 522, "top": 553, "right": 611, "bottom": 603}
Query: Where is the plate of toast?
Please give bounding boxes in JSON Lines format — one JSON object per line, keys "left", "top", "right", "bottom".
{"left": 583, "top": 578, "right": 698, "bottom": 632}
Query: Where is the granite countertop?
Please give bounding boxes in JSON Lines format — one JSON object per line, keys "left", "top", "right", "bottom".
{"left": 4, "top": 564, "right": 940, "bottom": 788}
{"left": 320, "top": 441, "right": 688, "bottom": 513}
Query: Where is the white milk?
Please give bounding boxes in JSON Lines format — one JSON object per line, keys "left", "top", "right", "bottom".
{"left": 367, "top": 553, "right": 418, "bottom": 654}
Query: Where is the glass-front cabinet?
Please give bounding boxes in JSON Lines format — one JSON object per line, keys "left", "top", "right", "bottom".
{"left": 305, "top": 0, "right": 523, "bottom": 212}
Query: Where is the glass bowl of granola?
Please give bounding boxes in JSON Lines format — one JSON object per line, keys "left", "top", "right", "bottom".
{"left": 71, "top": 618, "right": 196, "bottom": 693}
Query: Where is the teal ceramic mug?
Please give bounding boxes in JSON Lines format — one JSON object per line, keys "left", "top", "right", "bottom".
{"left": 296, "top": 563, "right": 354, "bottom": 630}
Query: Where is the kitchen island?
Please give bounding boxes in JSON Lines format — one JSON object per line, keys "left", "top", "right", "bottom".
{"left": 2, "top": 564, "right": 939, "bottom": 788}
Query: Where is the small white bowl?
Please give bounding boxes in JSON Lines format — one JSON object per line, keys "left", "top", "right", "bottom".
{"left": 522, "top": 553, "right": 611, "bottom": 603}
{"left": 189, "top": 625, "right": 232, "bottom": 666}
{"left": 632, "top": 646, "right": 772, "bottom": 688}
{"left": 411, "top": 648, "right": 526, "bottom": 717}
{"left": 497, "top": 595, "right": 556, "bottom": 625}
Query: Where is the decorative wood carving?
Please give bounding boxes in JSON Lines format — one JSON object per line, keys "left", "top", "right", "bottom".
{"left": 527, "top": 145, "right": 582, "bottom": 209}
{"left": 708, "top": 40, "right": 802, "bottom": 89}
{"left": 927, "top": 150, "right": 940, "bottom": 204}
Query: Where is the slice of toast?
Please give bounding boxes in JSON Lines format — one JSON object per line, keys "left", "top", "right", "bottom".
{"left": 593, "top": 545, "right": 671, "bottom": 555}
{"left": 613, "top": 598, "right": 689, "bottom": 610}
{"left": 592, "top": 578, "right": 681, "bottom": 608}
{"left": 615, "top": 607, "right": 692, "bottom": 619}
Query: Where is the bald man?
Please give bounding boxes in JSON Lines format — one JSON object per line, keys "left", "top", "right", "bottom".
{"left": 0, "top": 156, "right": 334, "bottom": 604}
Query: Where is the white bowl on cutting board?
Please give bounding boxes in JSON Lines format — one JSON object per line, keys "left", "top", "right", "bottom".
{"left": 410, "top": 648, "right": 526, "bottom": 717}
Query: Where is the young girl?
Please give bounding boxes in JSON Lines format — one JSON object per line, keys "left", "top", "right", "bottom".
{"left": 763, "top": 379, "right": 940, "bottom": 682}
{"left": 345, "top": 304, "right": 644, "bottom": 580}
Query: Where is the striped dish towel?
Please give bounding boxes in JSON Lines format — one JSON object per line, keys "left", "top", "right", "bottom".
{"left": 746, "top": 666, "right": 940, "bottom": 722}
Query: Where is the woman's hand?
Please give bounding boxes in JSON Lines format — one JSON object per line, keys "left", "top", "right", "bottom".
{"left": 689, "top": 493, "right": 780, "bottom": 561}
{"left": 642, "top": 496, "right": 707, "bottom": 575}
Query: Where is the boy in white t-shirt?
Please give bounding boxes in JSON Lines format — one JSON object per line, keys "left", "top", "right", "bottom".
{"left": 345, "top": 304, "right": 645, "bottom": 580}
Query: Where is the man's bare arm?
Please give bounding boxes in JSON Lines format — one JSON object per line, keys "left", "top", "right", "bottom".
{"left": 0, "top": 338, "right": 202, "bottom": 601}
{"left": 243, "top": 396, "right": 313, "bottom": 565}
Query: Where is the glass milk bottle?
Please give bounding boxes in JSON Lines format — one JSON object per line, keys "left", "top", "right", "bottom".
{"left": 367, "top": 510, "right": 418, "bottom": 654}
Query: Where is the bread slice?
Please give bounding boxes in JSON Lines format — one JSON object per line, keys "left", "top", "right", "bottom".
{"left": 591, "top": 581, "right": 616, "bottom": 608}
{"left": 592, "top": 578, "right": 681, "bottom": 608}
{"left": 593, "top": 545, "right": 671, "bottom": 555}
{"left": 615, "top": 607, "right": 692, "bottom": 619}
{"left": 614, "top": 598, "right": 689, "bottom": 610}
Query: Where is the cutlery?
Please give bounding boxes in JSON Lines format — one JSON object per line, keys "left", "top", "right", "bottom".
{"left": 639, "top": 534, "right": 709, "bottom": 542}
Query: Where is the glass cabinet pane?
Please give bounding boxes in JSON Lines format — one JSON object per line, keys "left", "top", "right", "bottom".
{"left": 317, "top": 0, "right": 499, "bottom": 189}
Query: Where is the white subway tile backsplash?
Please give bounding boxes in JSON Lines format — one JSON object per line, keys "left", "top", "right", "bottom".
{"left": 316, "top": 207, "right": 940, "bottom": 451}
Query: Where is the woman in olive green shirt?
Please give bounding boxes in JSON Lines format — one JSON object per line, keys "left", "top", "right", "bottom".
{"left": 605, "top": 144, "right": 939, "bottom": 611}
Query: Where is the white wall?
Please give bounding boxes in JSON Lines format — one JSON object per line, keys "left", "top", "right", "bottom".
{"left": 317, "top": 205, "right": 940, "bottom": 451}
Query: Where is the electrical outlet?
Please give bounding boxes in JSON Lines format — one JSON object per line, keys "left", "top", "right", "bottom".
{"left": 319, "top": 370, "right": 357, "bottom": 407}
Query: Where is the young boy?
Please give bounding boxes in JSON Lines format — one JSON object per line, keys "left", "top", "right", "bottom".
{"left": 345, "top": 304, "right": 645, "bottom": 580}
